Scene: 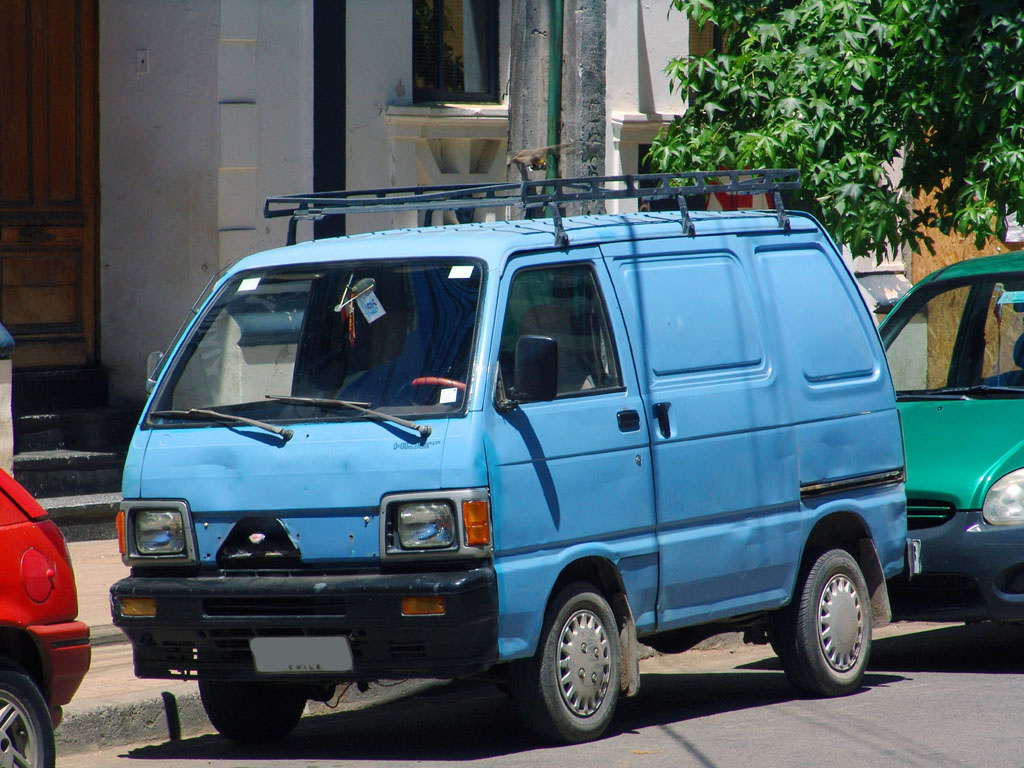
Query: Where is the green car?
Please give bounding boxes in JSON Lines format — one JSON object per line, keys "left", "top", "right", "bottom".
{"left": 880, "top": 252, "right": 1024, "bottom": 622}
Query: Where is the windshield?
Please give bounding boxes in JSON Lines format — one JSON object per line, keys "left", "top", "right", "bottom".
{"left": 151, "top": 259, "right": 483, "bottom": 424}
{"left": 881, "top": 275, "right": 1024, "bottom": 398}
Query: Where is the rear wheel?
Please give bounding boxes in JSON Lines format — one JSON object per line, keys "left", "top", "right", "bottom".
{"left": 510, "top": 582, "right": 621, "bottom": 743}
{"left": 199, "top": 679, "right": 307, "bottom": 742}
{"left": 0, "top": 668, "right": 55, "bottom": 768}
{"left": 773, "top": 548, "right": 872, "bottom": 697}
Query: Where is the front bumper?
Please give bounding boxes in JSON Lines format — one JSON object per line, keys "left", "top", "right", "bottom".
{"left": 111, "top": 566, "right": 498, "bottom": 681}
{"left": 889, "top": 509, "right": 1024, "bottom": 623}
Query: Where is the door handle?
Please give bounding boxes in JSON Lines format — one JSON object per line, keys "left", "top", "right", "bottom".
{"left": 617, "top": 409, "right": 640, "bottom": 432}
{"left": 653, "top": 402, "right": 671, "bottom": 438}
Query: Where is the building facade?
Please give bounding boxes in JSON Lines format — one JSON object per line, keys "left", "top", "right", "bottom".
{"left": 0, "top": 0, "right": 691, "bottom": 406}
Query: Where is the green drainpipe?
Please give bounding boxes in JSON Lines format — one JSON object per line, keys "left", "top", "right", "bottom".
{"left": 546, "top": 0, "right": 563, "bottom": 180}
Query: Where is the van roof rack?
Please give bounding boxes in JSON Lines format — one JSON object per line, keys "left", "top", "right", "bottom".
{"left": 264, "top": 168, "right": 801, "bottom": 247}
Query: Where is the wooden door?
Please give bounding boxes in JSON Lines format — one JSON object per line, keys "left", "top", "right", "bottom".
{"left": 0, "top": 0, "right": 98, "bottom": 369}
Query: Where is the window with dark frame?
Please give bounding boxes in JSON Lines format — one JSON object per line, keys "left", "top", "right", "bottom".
{"left": 413, "top": 0, "right": 498, "bottom": 103}
{"left": 499, "top": 264, "right": 623, "bottom": 397}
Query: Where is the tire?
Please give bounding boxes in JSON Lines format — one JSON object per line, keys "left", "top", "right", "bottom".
{"left": 0, "top": 668, "right": 55, "bottom": 768}
{"left": 510, "top": 582, "right": 621, "bottom": 744}
{"left": 773, "top": 548, "right": 872, "bottom": 697}
{"left": 199, "top": 679, "right": 307, "bottom": 742}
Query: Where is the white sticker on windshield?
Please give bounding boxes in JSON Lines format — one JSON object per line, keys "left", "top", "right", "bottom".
{"left": 448, "top": 265, "right": 474, "bottom": 279}
{"left": 356, "top": 290, "right": 386, "bottom": 323}
{"left": 237, "top": 277, "right": 262, "bottom": 292}
{"left": 439, "top": 387, "right": 458, "bottom": 404}
{"left": 998, "top": 290, "right": 1024, "bottom": 305}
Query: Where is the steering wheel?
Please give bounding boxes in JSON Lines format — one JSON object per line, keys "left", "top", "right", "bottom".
{"left": 409, "top": 377, "right": 466, "bottom": 391}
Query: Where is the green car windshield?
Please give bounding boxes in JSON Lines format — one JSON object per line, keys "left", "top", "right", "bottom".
{"left": 150, "top": 259, "right": 483, "bottom": 423}
{"left": 881, "top": 275, "right": 1024, "bottom": 399}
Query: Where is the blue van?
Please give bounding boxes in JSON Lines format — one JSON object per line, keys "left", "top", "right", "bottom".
{"left": 111, "top": 171, "right": 907, "bottom": 744}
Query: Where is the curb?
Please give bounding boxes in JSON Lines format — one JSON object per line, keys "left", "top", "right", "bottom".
{"left": 89, "top": 624, "right": 127, "bottom": 648}
{"left": 55, "top": 677, "right": 446, "bottom": 756}
{"left": 57, "top": 689, "right": 208, "bottom": 755}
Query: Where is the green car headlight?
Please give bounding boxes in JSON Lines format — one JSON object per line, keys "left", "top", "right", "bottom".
{"left": 983, "top": 470, "right": 1024, "bottom": 526}
{"left": 134, "top": 509, "right": 186, "bottom": 554}
{"left": 396, "top": 502, "right": 455, "bottom": 549}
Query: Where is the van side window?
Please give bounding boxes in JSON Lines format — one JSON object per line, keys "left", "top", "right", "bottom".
{"left": 499, "top": 264, "right": 622, "bottom": 395}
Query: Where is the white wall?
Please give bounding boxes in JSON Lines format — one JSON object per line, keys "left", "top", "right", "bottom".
{"left": 605, "top": 1, "right": 686, "bottom": 211}
{"left": 99, "top": 0, "right": 313, "bottom": 405}
{"left": 343, "top": 1, "right": 414, "bottom": 234}
{"left": 100, "top": 0, "right": 220, "bottom": 405}
{"left": 97, "top": 0, "right": 683, "bottom": 403}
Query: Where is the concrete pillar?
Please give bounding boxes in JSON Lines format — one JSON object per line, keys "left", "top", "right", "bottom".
{"left": 561, "top": 0, "right": 606, "bottom": 213}
{"left": 505, "top": 0, "right": 552, "bottom": 205}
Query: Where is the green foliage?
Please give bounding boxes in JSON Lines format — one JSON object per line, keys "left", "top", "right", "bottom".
{"left": 650, "top": 0, "right": 1024, "bottom": 258}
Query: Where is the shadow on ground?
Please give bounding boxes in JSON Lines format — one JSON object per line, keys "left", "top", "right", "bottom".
{"left": 121, "top": 668, "right": 905, "bottom": 762}
{"left": 121, "top": 621, "right": 1023, "bottom": 762}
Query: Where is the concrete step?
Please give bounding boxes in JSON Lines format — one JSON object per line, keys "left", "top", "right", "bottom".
{"left": 39, "top": 491, "right": 121, "bottom": 542}
{"left": 12, "top": 367, "right": 109, "bottom": 416}
{"left": 14, "top": 406, "right": 139, "bottom": 453}
{"left": 13, "top": 449, "right": 125, "bottom": 498}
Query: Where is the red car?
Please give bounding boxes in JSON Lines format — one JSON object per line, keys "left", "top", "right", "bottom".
{"left": 0, "top": 469, "right": 90, "bottom": 768}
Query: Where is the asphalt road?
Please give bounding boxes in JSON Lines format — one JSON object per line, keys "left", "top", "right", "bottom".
{"left": 62, "top": 621, "right": 1024, "bottom": 768}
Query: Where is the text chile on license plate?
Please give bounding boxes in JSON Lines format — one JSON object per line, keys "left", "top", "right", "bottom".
{"left": 250, "top": 636, "right": 354, "bottom": 673}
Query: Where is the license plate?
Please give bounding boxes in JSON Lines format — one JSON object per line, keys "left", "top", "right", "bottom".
{"left": 250, "top": 636, "right": 354, "bottom": 674}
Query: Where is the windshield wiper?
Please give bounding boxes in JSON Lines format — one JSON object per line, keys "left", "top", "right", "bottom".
{"left": 151, "top": 408, "right": 294, "bottom": 442}
{"left": 265, "top": 395, "right": 432, "bottom": 439}
{"left": 895, "top": 388, "right": 969, "bottom": 401}
{"left": 960, "top": 384, "right": 1024, "bottom": 398}
{"left": 896, "top": 384, "right": 1024, "bottom": 401}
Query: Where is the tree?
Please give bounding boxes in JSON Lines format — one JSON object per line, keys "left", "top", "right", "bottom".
{"left": 648, "top": 0, "right": 1024, "bottom": 259}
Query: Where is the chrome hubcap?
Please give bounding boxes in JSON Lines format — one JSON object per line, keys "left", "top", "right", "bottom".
{"left": 818, "top": 573, "right": 863, "bottom": 672}
{"left": 0, "top": 696, "right": 38, "bottom": 768}
{"left": 556, "top": 608, "right": 611, "bottom": 717}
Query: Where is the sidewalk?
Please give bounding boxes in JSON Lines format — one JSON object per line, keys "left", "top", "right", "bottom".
{"left": 58, "top": 539, "right": 207, "bottom": 754}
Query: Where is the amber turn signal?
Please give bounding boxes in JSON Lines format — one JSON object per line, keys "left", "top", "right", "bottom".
{"left": 115, "top": 510, "right": 126, "bottom": 556}
{"left": 118, "top": 597, "right": 157, "bottom": 617}
{"left": 401, "top": 596, "right": 445, "bottom": 615}
{"left": 462, "top": 499, "right": 490, "bottom": 547}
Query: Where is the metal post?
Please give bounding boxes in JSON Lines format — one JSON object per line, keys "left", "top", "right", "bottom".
{"left": 545, "top": 0, "right": 564, "bottom": 180}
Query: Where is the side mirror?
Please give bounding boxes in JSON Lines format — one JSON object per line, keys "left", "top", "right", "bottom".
{"left": 145, "top": 351, "right": 164, "bottom": 394}
{"left": 513, "top": 335, "right": 558, "bottom": 403}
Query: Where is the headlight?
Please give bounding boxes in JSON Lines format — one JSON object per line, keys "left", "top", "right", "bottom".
{"left": 380, "top": 489, "right": 490, "bottom": 560}
{"left": 135, "top": 510, "right": 186, "bottom": 554}
{"left": 983, "top": 470, "right": 1024, "bottom": 525}
{"left": 396, "top": 502, "right": 455, "bottom": 549}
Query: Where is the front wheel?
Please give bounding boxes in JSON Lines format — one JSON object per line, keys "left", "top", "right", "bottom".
{"left": 0, "top": 668, "right": 55, "bottom": 768}
{"left": 510, "top": 582, "right": 621, "bottom": 743}
{"left": 773, "top": 548, "right": 872, "bottom": 697}
{"left": 199, "top": 679, "right": 307, "bottom": 742}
